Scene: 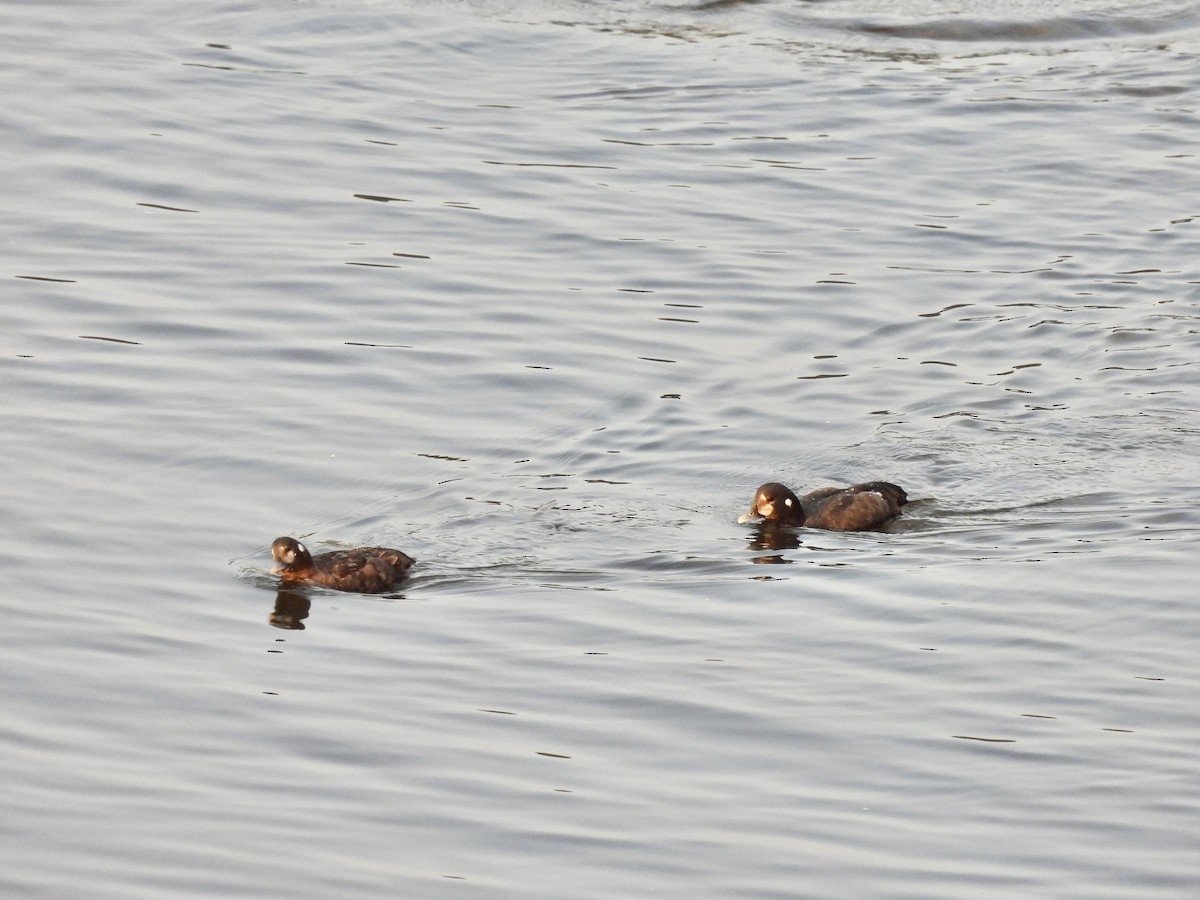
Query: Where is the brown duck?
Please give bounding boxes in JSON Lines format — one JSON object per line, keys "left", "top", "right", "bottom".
{"left": 271, "top": 537, "right": 415, "bottom": 593}
{"left": 738, "top": 481, "right": 907, "bottom": 532}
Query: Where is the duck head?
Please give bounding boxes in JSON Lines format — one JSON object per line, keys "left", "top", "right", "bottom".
{"left": 738, "top": 482, "right": 805, "bottom": 525}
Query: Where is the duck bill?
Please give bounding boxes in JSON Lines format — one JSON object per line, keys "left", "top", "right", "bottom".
{"left": 737, "top": 503, "right": 761, "bottom": 525}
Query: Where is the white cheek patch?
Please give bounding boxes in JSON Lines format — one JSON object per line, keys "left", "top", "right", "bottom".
{"left": 784, "top": 498, "right": 793, "bottom": 507}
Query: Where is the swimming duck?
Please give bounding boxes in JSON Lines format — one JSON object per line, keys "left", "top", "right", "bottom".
{"left": 271, "top": 537, "right": 415, "bottom": 593}
{"left": 738, "top": 481, "right": 907, "bottom": 532}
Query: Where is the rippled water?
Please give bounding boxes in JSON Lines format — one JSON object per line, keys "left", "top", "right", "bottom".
{"left": 4, "top": 1, "right": 1199, "bottom": 897}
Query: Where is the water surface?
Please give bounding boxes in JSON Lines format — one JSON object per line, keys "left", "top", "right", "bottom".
{"left": 3, "top": 1, "right": 1199, "bottom": 897}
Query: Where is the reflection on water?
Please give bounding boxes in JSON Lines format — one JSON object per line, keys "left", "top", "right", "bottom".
{"left": 262, "top": 576, "right": 416, "bottom": 629}
{"left": 744, "top": 522, "right": 803, "bottom": 554}
{"left": 270, "top": 590, "right": 311, "bottom": 630}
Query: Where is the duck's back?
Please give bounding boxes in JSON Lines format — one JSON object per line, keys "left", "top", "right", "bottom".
{"left": 354, "top": 546, "right": 416, "bottom": 574}
{"left": 803, "top": 482, "right": 907, "bottom": 531}
{"left": 310, "top": 547, "right": 414, "bottom": 593}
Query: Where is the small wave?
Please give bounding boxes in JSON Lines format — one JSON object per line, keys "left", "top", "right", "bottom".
{"left": 850, "top": 7, "right": 1200, "bottom": 44}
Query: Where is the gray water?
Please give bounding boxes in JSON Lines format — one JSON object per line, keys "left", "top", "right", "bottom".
{"left": 3, "top": 0, "right": 1199, "bottom": 897}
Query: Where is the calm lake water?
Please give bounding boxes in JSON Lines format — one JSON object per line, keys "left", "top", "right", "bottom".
{"left": 4, "top": 0, "right": 1199, "bottom": 896}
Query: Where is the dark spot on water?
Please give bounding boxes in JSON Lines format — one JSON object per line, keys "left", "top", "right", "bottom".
{"left": 483, "top": 159, "right": 616, "bottom": 170}
{"left": 80, "top": 335, "right": 140, "bottom": 345}
{"left": 952, "top": 735, "right": 1016, "bottom": 743}
{"left": 136, "top": 202, "right": 198, "bottom": 212}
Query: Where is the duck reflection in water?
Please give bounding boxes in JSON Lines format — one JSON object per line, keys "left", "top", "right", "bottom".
{"left": 270, "top": 589, "right": 311, "bottom": 630}
{"left": 745, "top": 521, "right": 804, "bottom": 557}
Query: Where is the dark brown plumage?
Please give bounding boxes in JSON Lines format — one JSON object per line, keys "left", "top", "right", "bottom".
{"left": 271, "top": 537, "right": 415, "bottom": 593}
{"left": 738, "top": 481, "right": 907, "bottom": 532}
